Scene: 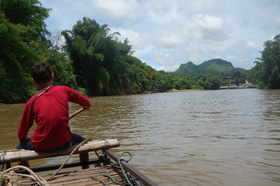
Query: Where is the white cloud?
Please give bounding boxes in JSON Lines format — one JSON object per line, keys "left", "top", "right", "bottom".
{"left": 184, "top": 14, "right": 227, "bottom": 41}
{"left": 40, "top": 0, "right": 280, "bottom": 71}
{"left": 110, "top": 28, "right": 146, "bottom": 49}
{"left": 246, "top": 42, "right": 259, "bottom": 50}
{"left": 92, "top": 0, "right": 144, "bottom": 24}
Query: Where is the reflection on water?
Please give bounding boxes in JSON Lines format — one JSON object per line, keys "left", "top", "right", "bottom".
{"left": 0, "top": 89, "right": 280, "bottom": 185}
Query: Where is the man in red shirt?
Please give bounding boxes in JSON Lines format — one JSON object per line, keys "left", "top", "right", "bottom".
{"left": 17, "top": 62, "right": 91, "bottom": 151}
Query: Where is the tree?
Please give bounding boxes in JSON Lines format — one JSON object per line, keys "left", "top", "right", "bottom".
{"left": 0, "top": 0, "right": 57, "bottom": 103}
{"left": 62, "top": 17, "right": 134, "bottom": 96}
{"left": 0, "top": 0, "right": 50, "bottom": 41}
{"left": 0, "top": 13, "right": 38, "bottom": 102}
{"left": 250, "top": 34, "right": 280, "bottom": 88}
{"left": 45, "top": 48, "right": 77, "bottom": 88}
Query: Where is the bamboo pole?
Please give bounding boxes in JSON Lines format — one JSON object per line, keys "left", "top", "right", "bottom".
{"left": 0, "top": 139, "right": 119, "bottom": 163}
{"left": 69, "top": 107, "right": 85, "bottom": 119}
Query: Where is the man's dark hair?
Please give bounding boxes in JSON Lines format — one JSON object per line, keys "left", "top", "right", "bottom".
{"left": 31, "top": 62, "right": 52, "bottom": 83}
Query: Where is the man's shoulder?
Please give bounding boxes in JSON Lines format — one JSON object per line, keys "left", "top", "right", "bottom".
{"left": 52, "top": 85, "right": 75, "bottom": 93}
{"left": 27, "top": 91, "right": 41, "bottom": 103}
{"left": 52, "top": 85, "right": 70, "bottom": 90}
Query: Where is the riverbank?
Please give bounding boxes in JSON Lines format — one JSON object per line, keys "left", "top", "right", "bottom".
{"left": 143, "top": 88, "right": 202, "bottom": 94}
{"left": 168, "top": 88, "right": 202, "bottom": 92}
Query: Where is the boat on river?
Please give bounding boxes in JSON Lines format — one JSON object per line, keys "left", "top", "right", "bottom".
{"left": 0, "top": 139, "right": 156, "bottom": 186}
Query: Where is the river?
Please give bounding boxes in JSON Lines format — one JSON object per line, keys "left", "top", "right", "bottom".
{"left": 0, "top": 89, "right": 279, "bottom": 185}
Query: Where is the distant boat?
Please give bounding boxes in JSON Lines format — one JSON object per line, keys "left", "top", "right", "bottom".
{"left": 220, "top": 86, "right": 238, "bottom": 89}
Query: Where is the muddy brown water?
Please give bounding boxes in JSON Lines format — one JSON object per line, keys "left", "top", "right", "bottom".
{"left": 0, "top": 89, "right": 279, "bottom": 185}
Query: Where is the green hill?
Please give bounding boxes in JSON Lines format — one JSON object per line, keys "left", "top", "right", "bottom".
{"left": 175, "top": 61, "right": 199, "bottom": 74}
{"left": 175, "top": 58, "right": 245, "bottom": 75}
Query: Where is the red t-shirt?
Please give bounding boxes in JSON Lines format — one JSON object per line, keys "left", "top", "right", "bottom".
{"left": 18, "top": 86, "right": 91, "bottom": 150}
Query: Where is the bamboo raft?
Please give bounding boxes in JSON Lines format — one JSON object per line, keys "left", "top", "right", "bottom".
{"left": 0, "top": 139, "right": 156, "bottom": 186}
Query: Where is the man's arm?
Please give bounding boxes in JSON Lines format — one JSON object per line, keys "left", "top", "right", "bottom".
{"left": 67, "top": 87, "right": 91, "bottom": 108}
{"left": 18, "top": 102, "right": 34, "bottom": 142}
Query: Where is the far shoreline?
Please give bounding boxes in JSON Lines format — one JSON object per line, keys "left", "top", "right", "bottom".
{"left": 168, "top": 88, "right": 202, "bottom": 92}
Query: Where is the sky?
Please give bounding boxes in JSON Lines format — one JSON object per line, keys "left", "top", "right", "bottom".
{"left": 40, "top": 0, "right": 280, "bottom": 72}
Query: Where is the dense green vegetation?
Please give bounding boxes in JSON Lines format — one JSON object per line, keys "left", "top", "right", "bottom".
{"left": 247, "top": 35, "right": 280, "bottom": 89}
{"left": 0, "top": 0, "right": 49, "bottom": 103}
{"left": 0, "top": 0, "right": 279, "bottom": 103}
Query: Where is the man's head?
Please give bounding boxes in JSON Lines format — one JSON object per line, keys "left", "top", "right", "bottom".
{"left": 31, "top": 62, "right": 53, "bottom": 84}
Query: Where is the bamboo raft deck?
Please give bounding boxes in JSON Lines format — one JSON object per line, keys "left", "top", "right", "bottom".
{"left": 0, "top": 139, "right": 156, "bottom": 186}
{"left": 20, "top": 162, "right": 126, "bottom": 185}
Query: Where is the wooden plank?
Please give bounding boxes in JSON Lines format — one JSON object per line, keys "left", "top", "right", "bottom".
{"left": 79, "top": 152, "right": 89, "bottom": 169}
{"left": 0, "top": 139, "right": 119, "bottom": 163}
{"left": 17, "top": 159, "right": 100, "bottom": 173}
{"left": 49, "top": 173, "right": 121, "bottom": 185}
{"left": 41, "top": 166, "right": 124, "bottom": 185}
{"left": 17, "top": 164, "right": 124, "bottom": 184}
{"left": 106, "top": 150, "right": 157, "bottom": 186}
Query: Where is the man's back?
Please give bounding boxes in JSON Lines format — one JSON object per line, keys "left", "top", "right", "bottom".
{"left": 18, "top": 85, "right": 90, "bottom": 150}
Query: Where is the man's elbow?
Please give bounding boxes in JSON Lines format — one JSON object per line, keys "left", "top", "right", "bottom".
{"left": 84, "top": 102, "right": 91, "bottom": 109}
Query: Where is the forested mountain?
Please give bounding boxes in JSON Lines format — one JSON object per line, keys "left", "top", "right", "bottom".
{"left": 175, "top": 59, "right": 246, "bottom": 75}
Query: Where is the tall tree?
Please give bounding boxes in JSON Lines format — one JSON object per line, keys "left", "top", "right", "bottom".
{"left": 62, "top": 17, "right": 133, "bottom": 96}
{"left": 0, "top": 0, "right": 50, "bottom": 41}
{"left": 0, "top": 13, "right": 38, "bottom": 102}
{"left": 250, "top": 34, "right": 280, "bottom": 88}
{"left": 0, "top": 0, "right": 51, "bottom": 102}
